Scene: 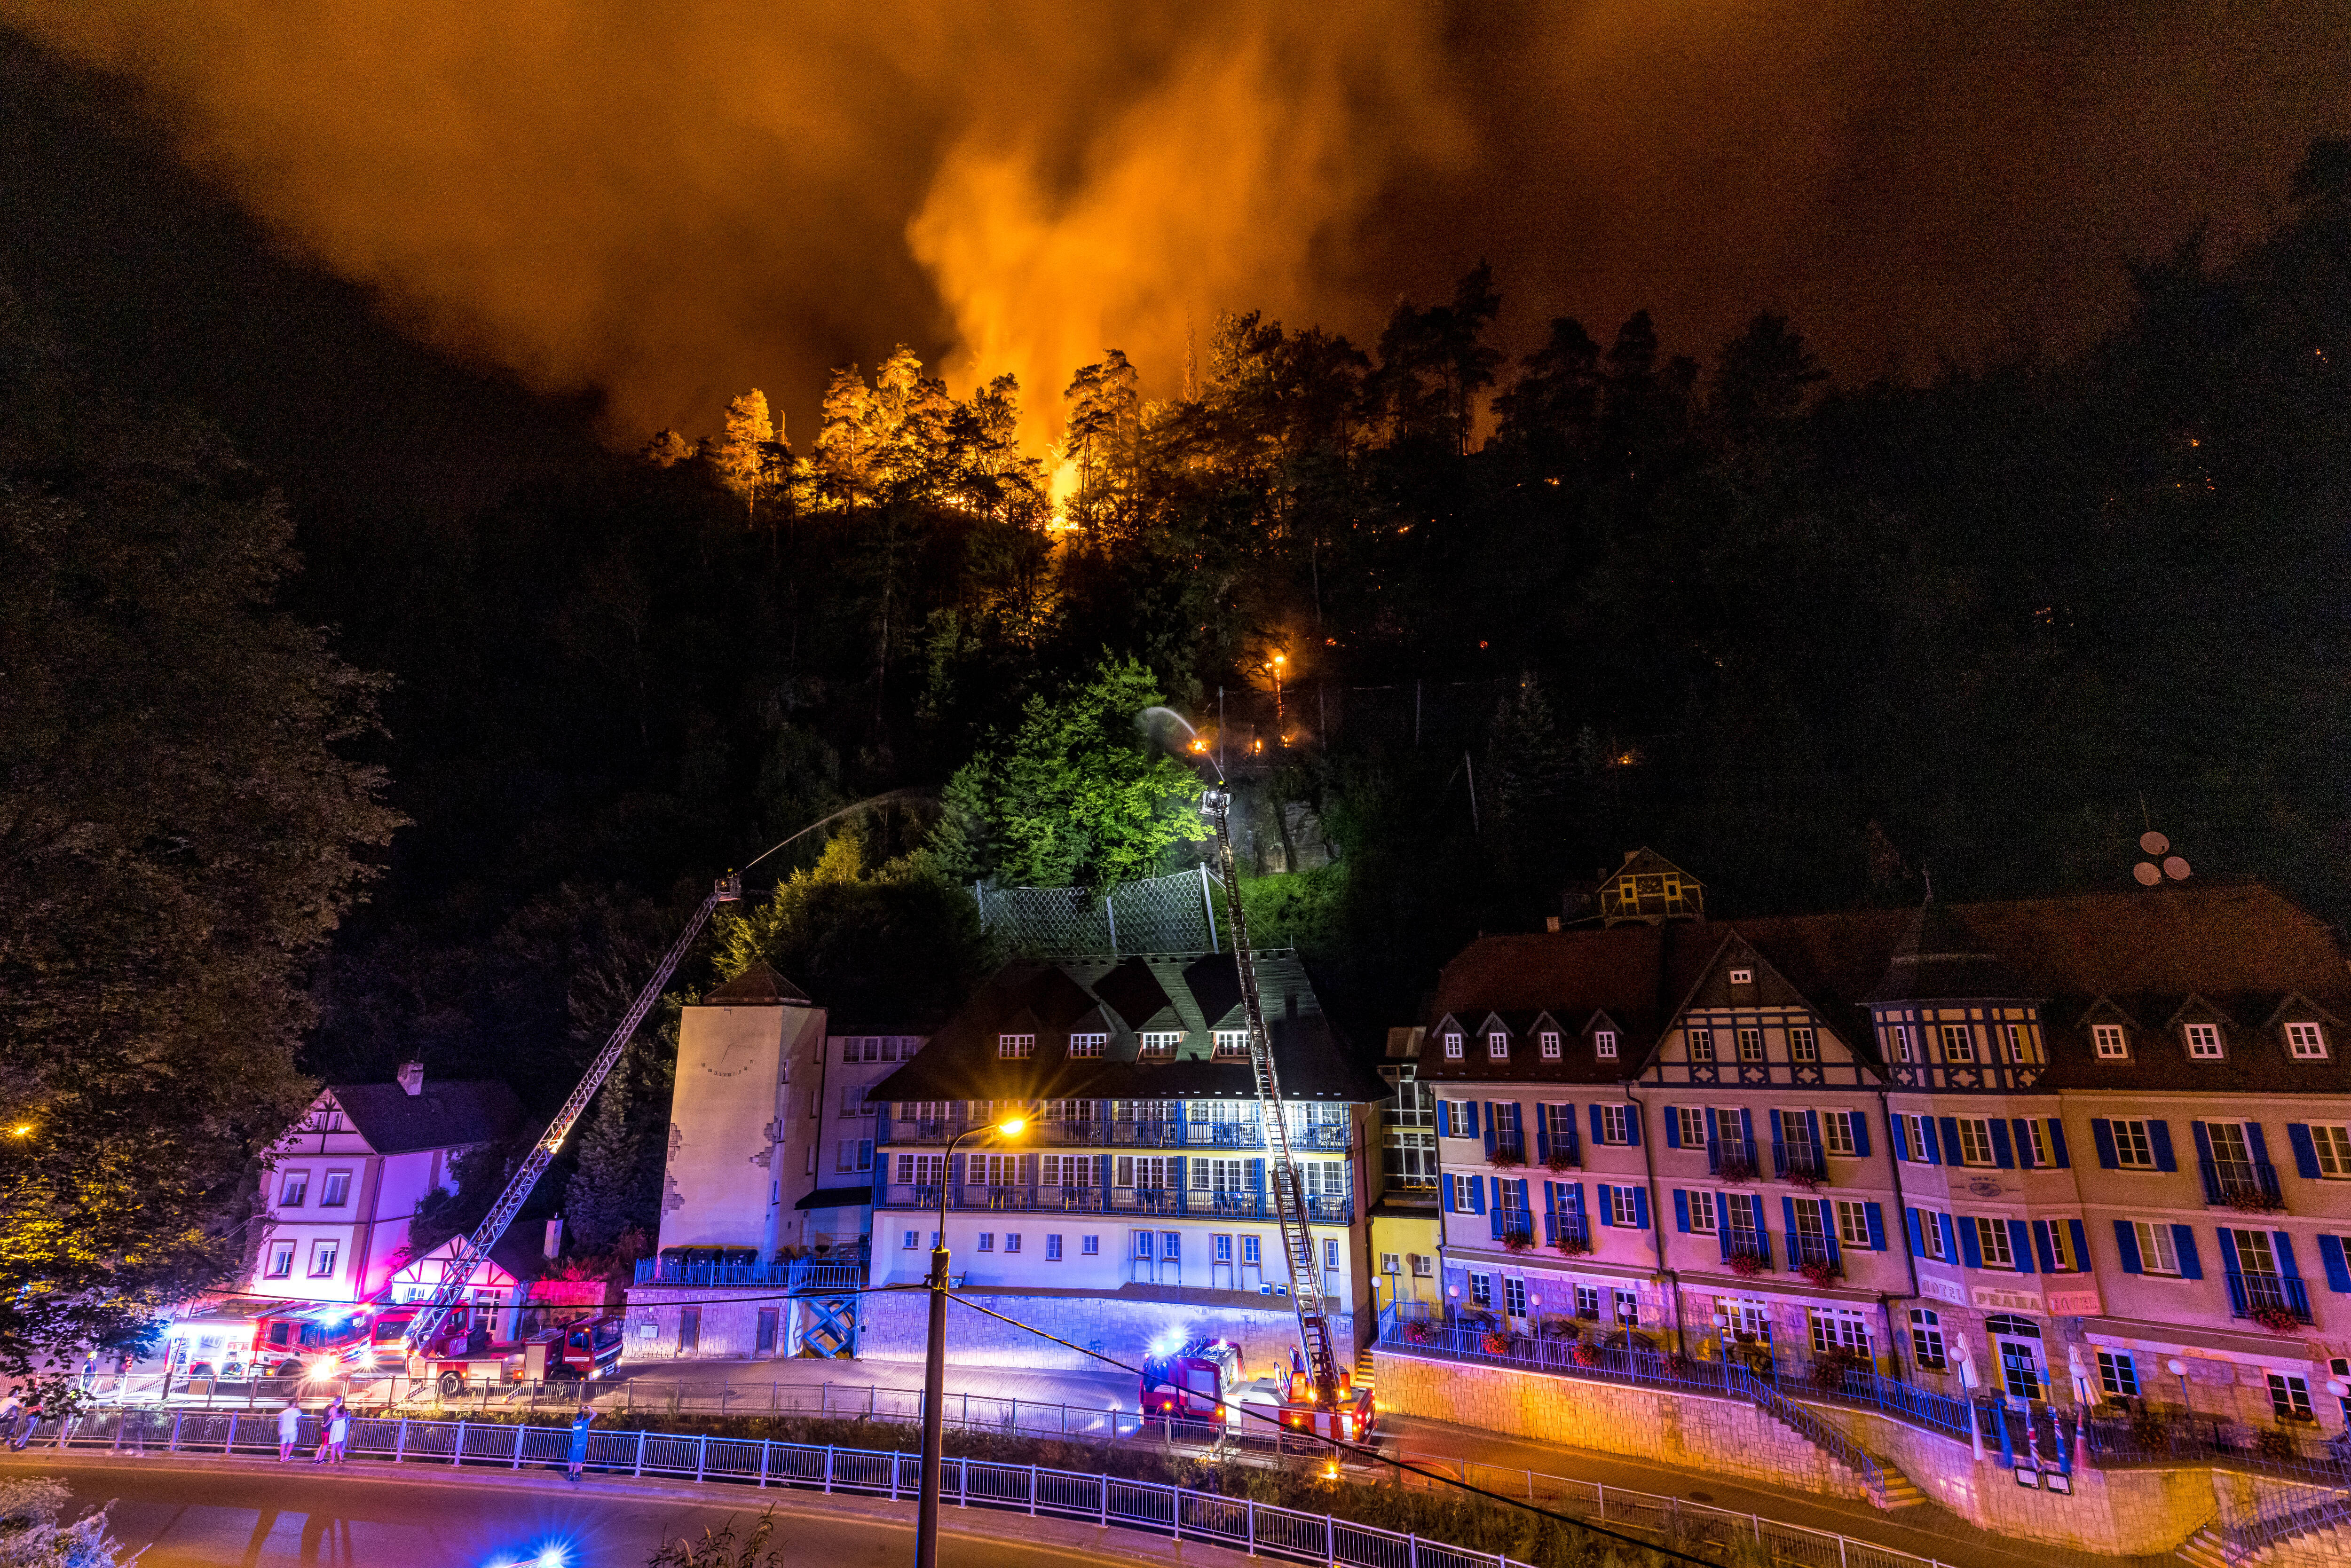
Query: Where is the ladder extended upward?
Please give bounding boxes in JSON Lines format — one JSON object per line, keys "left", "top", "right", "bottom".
{"left": 1202, "top": 788, "right": 1340, "bottom": 1407}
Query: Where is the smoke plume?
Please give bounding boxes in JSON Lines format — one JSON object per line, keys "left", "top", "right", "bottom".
{"left": 6, "top": 0, "right": 2342, "bottom": 448}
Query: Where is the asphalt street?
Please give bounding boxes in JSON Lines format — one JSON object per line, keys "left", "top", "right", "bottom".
{"left": 7, "top": 1454, "right": 1257, "bottom": 1568}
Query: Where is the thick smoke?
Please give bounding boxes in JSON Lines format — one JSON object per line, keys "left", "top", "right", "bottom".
{"left": 7, "top": 0, "right": 2342, "bottom": 447}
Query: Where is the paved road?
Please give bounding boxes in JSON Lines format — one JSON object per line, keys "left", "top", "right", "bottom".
{"left": 10, "top": 1454, "right": 1254, "bottom": 1568}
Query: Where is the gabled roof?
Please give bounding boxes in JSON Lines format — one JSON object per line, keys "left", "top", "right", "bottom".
{"left": 1864, "top": 899, "right": 2031, "bottom": 1003}
{"left": 872, "top": 950, "right": 1383, "bottom": 1103}
{"left": 702, "top": 961, "right": 811, "bottom": 1006}
{"left": 326, "top": 1079, "right": 527, "bottom": 1157}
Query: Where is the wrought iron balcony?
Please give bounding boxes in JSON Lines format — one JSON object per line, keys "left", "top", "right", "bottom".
{"left": 1535, "top": 1127, "right": 1581, "bottom": 1170}
{"left": 881, "top": 1115, "right": 1348, "bottom": 1152}
{"left": 1491, "top": 1211, "right": 1535, "bottom": 1246}
{"left": 1773, "top": 1140, "right": 1828, "bottom": 1184}
{"left": 2225, "top": 1270, "right": 2313, "bottom": 1326}
{"left": 1707, "top": 1139, "right": 1759, "bottom": 1183}
{"left": 1487, "top": 1132, "right": 1527, "bottom": 1166}
{"left": 1543, "top": 1213, "right": 1592, "bottom": 1253}
{"left": 872, "top": 1183, "right": 1353, "bottom": 1223}
{"left": 1719, "top": 1227, "right": 1772, "bottom": 1271}
{"left": 1786, "top": 1232, "right": 1840, "bottom": 1276}
{"left": 2200, "top": 1158, "right": 2286, "bottom": 1213}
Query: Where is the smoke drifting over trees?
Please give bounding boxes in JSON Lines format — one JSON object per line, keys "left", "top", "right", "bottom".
{"left": 8, "top": 0, "right": 2344, "bottom": 449}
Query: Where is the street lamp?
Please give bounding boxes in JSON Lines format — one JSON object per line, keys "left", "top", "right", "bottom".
{"left": 915, "top": 1112, "right": 1027, "bottom": 1568}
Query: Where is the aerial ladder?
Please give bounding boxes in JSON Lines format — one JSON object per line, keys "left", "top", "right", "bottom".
{"left": 1200, "top": 786, "right": 1365, "bottom": 1439}
{"left": 399, "top": 873, "right": 742, "bottom": 1358}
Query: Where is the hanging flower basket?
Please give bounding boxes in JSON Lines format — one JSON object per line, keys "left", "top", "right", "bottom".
{"left": 1489, "top": 1149, "right": 1525, "bottom": 1169}
{"left": 1555, "top": 1235, "right": 1593, "bottom": 1257}
{"left": 1403, "top": 1321, "right": 1433, "bottom": 1344}
{"left": 2226, "top": 1188, "right": 2288, "bottom": 1214}
{"left": 1502, "top": 1233, "right": 1535, "bottom": 1253}
{"left": 1570, "top": 1342, "right": 1600, "bottom": 1367}
{"left": 1482, "top": 1331, "right": 1514, "bottom": 1356}
{"left": 1726, "top": 1251, "right": 1767, "bottom": 1279}
{"left": 1714, "top": 1157, "right": 1758, "bottom": 1184}
{"left": 1544, "top": 1151, "right": 1578, "bottom": 1173}
{"left": 1797, "top": 1258, "right": 1843, "bottom": 1286}
{"left": 1783, "top": 1171, "right": 1825, "bottom": 1193}
{"left": 2251, "top": 1303, "right": 2304, "bottom": 1333}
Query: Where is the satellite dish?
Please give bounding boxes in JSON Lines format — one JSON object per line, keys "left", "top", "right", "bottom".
{"left": 2133, "top": 863, "right": 2162, "bottom": 886}
{"left": 2139, "top": 831, "right": 2170, "bottom": 855}
{"left": 2164, "top": 856, "right": 2191, "bottom": 881}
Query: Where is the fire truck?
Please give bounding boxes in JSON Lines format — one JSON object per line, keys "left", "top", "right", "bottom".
{"left": 167, "top": 1300, "right": 370, "bottom": 1381}
{"left": 1138, "top": 1337, "right": 1376, "bottom": 1444}
{"left": 1139, "top": 1337, "right": 1243, "bottom": 1421}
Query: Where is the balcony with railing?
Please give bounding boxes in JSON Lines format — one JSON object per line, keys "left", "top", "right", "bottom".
{"left": 1491, "top": 1210, "right": 1536, "bottom": 1248}
{"left": 1785, "top": 1231, "right": 1840, "bottom": 1278}
{"left": 882, "top": 1115, "right": 1349, "bottom": 1152}
{"left": 1773, "top": 1140, "right": 1827, "bottom": 1185}
{"left": 1486, "top": 1132, "right": 1527, "bottom": 1167}
{"left": 1534, "top": 1126, "right": 1580, "bottom": 1171}
{"left": 2225, "top": 1270, "right": 2313, "bottom": 1326}
{"left": 634, "top": 1251, "right": 869, "bottom": 1292}
{"left": 1719, "top": 1227, "right": 1772, "bottom": 1273}
{"left": 874, "top": 1183, "right": 1353, "bottom": 1223}
{"left": 2200, "top": 1158, "right": 2286, "bottom": 1213}
{"left": 1543, "top": 1212, "right": 1592, "bottom": 1255}
{"left": 1707, "top": 1138, "right": 1759, "bottom": 1183}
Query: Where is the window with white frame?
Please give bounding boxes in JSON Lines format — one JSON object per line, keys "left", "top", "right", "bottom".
{"left": 1039, "top": 1154, "right": 1097, "bottom": 1188}
{"left": 1917, "top": 1208, "right": 1948, "bottom": 1261}
{"left": 1116, "top": 1156, "right": 1174, "bottom": 1191}
{"left": 976, "top": 1232, "right": 994, "bottom": 1251}
{"left": 2185, "top": 1023, "right": 2223, "bottom": 1059}
{"left": 897, "top": 1153, "right": 946, "bottom": 1186}
{"left": 1686, "top": 1189, "right": 1718, "bottom": 1232}
{"left": 2098, "top": 1350, "right": 2138, "bottom": 1399}
{"left": 1954, "top": 1117, "right": 1996, "bottom": 1166}
{"left": 1443, "top": 1099, "right": 1477, "bottom": 1138}
{"left": 1898, "top": 1113, "right": 1932, "bottom": 1160}
{"left": 1613, "top": 1287, "right": 1641, "bottom": 1326}
{"left": 2310, "top": 1124, "right": 2351, "bottom": 1178}
{"left": 1047, "top": 1235, "right": 1063, "bottom": 1260}
{"left": 1594, "top": 1029, "right": 1618, "bottom": 1060}
{"left": 1729, "top": 967, "right": 1753, "bottom": 985}
{"left": 1488, "top": 1031, "right": 1510, "bottom": 1060}
{"left": 1598, "top": 1105, "right": 1633, "bottom": 1145}
{"left": 1836, "top": 1200, "right": 1873, "bottom": 1248}
{"left": 1737, "top": 1028, "right": 1764, "bottom": 1062}
{"left": 2287, "top": 1022, "right": 2328, "bottom": 1060}
{"left": 1810, "top": 1307, "right": 1872, "bottom": 1355}
{"left": 1575, "top": 1284, "right": 1602, "bottom": 1318}
{"left": 1674, "top": 1107, "right": 1708, "bottom": 1147}
{"left": 1069, "top": 1033, "right": 1106, "bottom": 1058}
{"left": 1212, "top": 1030, "right": 1250, "bottom": 1059}
{"left": 974, "top": 1153, "right": 1022, "bottom": 1188}
{"left": 308, "top": 1240, "right": 339, "bottom": 1278}
{"left": 1410, "top": 1253, "right": 1433, "bottom": 1276}
{"left": 1971, "top": 1216, "right": 2015, "bottom": 1269}
{"left": 902, "top": 1230, "right": 919, "bottom": 1249}
{"left": 1004, "top": 1233, "right": 1022, "bottom": 1253}
{"left": 1191, "top": 1158, "right": 1247, "bottom": 1192}
{"left": 835, "top": 1140, "right": 874, "bottom": 1172}
{"left": 1688, "top": 1027, "right": 1715, "bottom": 1062}
{"left": 279, "top": 1170, "right": 309, "bottom": 1208}
{"left": 998, "top": 1032, "right": 1035, "bottom": 1059}
{"left": 1940, "top": 1023, "right": 1975, "bottom": 1064}
{"left": 2045, "top": 1219, "right": 2083, "bottom": 1272}
{"left": 1381, "top": 1253, "right": 1401, "bottom": 1276}
{"left": 320, "top": 1171, "right": 350, "bottom": 1207}
{"left": 1469, "top": 1272, "right": 1492, "bottom": 1308}
{"left": 264, "top": 1242, "right": 295, "bottom": 1278}
{"left": 1790, "top": 1026, "right": 1819, "bottom": 1062}
{"left": 1083, "top": 1236, "right": 1100, "bottom": 1255}
{"left": 1446, "top": 1174, "right": 1477, "bottom": 1211}
{"left": 1443, "top": 1032, "right": 1464, "bottom": 1059}
{"left": 1606, "top": 1186, "right": 1642, "bottom": 1226}
{"left": 2112, "top": 1119, "right": 2157, "bottom": 1169}
{"left": 1539, "top": 1031, "right": 1561, "bottom": 1059}
{"left": 2092, "top": 1023, "right": 2128, "bottom": 1059}
{"left": 1887, "top": 1024, "right": 1914, "bottom": 1062}
{"left": 1909, "top": 1307, "right": 1946, "bottom": 1368}
{"left": 1504, "top": 1276, "right": 1527, "bottom": 1317}
{"left": 1139, "top": 1032, "right": 1182, "bottom": 1058}
{"left": 2271, "top": 1373, "right": 2315, "bottom": 1424}
{"left": 1822, "top": 1111, "right": 1857, "bottom": 1156}
{"left": 2021, "top": 1119, "right": 2051, "bottom": 1167}
{"left": 2131, "top": 1220, "right": 2182, "bottom": 1276}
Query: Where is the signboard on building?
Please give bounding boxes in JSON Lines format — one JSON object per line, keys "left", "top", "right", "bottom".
{"left": 2043, "top": 1288, "right": 2101, "bottom": 1316}
{"left": 1972, "top": 1284, "right": 2040, "bottom": 1313}
{"left": 1919, "top": 1275, "right": 1967, "bottom": 1307}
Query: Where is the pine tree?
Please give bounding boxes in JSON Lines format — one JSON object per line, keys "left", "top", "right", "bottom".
{"left": 706, "top": 390, "right": 775, "bottom": 525}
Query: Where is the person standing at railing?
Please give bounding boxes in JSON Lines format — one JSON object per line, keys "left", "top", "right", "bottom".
{"left": 276, "top": 1400, "right": 301, "bottom": 1462}
{"left": 567, "top": 1406, "right": 594, "bottom": 1482}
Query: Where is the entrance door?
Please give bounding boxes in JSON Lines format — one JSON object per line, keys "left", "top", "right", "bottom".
{"left": 678, "top": 1307, "right": 700, "bottom": 1356}
{"left": 1985, "top": 1313, "right": 2044, "bottom": 1400}
{"left": 755, "top": 1308, "right": 779, "bottom": 1355}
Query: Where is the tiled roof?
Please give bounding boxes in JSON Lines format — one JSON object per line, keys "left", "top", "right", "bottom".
{"left": 871, "top": 950, "right": 1383, "bottom": 1104}
{"left": 1419, "top": 882, "right": 2351, "bottom": 1092}
{"left": 327, "top": 1079, "right": 527, "bottom": 1156}
{"left": 702, "top": 961, "right": 811, "bottom": 1006}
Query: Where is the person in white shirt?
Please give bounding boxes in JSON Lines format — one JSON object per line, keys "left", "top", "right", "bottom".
{"left": 276, "top": 1401, "right": 301, "bottom": 1462}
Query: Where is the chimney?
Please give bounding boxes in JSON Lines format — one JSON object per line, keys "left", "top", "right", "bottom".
{"left": 396, "top": 1060, "right": 424, "bottom": 1096}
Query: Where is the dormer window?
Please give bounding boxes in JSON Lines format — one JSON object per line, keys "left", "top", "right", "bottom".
{"left": 1069, "top": 1033, "right": 1106, "bottom": 1059}
{"left": 2092, "top": 1024, "right": 2129, "bottom": 1060}
{"left": 1940, "top": 1024, "right": 1975, "bottom": 1064}
{"left": 1884, "top": 1024, "right": 1914, "bottom": 1063}
{"left": 1728, "top": 968, "right": 1752, "bottom": 986}
{"left": 1594, "top": 1030, "right": 1618, "bottom": 1060}
{"left": 1138, "top": 1032, "right": 1181, "bottom": 1059}
{"left": 1213, "top": 1030, "right": 1251, "bottom": 1059}
{"left": 2184, "top": 1023, "right": 2224, "bottom": 1060}
{"left": 998, "top": 1033, "right": 1036, "bottom": 1059}
{"left": 1487, "top": 1031, "right": 1509, "bottom": 1060}
{"left": 1443, "top": 1032, "right": 1464, "bottom": 1060}
{"left": 2287, "top": 1022, "right": 2329, "bottom": 1060}
{"left": 1539, "top": 1031, "right": 1561, "bottom": 1059}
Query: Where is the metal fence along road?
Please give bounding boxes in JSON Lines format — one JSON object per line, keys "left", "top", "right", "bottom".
{"left": 11, "top": 1407, "right": 1972, "bottom": 1568}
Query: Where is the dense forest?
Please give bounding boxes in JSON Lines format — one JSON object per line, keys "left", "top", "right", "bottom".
{"left": 6, "top": 118, "right": 2346, "bottom": 1295}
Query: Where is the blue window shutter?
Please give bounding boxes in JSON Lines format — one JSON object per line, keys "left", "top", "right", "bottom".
{"left": 1535, "top": 1116, "right": 1551, "bottom": 1163}
{"left": 2068, "top": 1220, "right": 2089, "bottom": 1273}
{"left": 1806, "top": 1109, "right": 1823, "bottom": 1153}
{"left": 1922, "top": 1119, "right": 1943, "bottom": 1165}
{"left": 1569, "top": 1183, "right": 1584, "bottom": 1221}
{"left": 1542, "top": 1182, "right": 1557, "bottom": 1217}
{"left": 1938, "top": 1212, "right": 1959, "bottom": 1262}
{"left": 2290, "top": 1125, "right": 2321, "bottom": 1179}
{"left": 1589, "top": 1104, "right": 1603, "bottom": 1142}
{"left": 1891, "top": 1116, "right": 1910, "bottom": 1161}
{"left": 1990, "top": 1120, "right": 2014, "bottom": 1169}
{"left": 1674, "top": 1190, "right": 1691, "bottom": 1233}
{"left": 1597, "top": 1184, "right": 1615, "bottom": 1227}
{"left": 2248, "top": 1123, "right": 2271, "bottom": 1167}
{"left": 1464, "top": 1102, "right": 1480, "bottom": 1137}
{"left": 1866, "top": 1202, "right": 1886, "bottom": 1251}
{"left": 1959, "top": 1217, "right": 1983, "bottom": 1269}
{"left": 2320, "top": 1235, "right": 2351, "bottom": 1293}
{"left": 1437, "top": 1101, "right": 1450, "bottom": 1138}
{"left": 2048, "top": 1119, "right": 2070, "bottom": 1168}
{"left": 1851, "top": 1112, "right": 1871, "bottom": 1158}
{"left": 2091, "top": 1119, "right": 2118, "bottom": 1168}
{"left": 1472, "top": 1175, "right": 1487, "bottom": 1214}
{"left": 1633, "top": 1189, "right": 1650, "bottom": 1230}
{"left": 1906, "top": 1207, "right": 1926, "bottom": 1253}
{"left": 2115, "top": 1220, "right": 2142, "bottom": 1273}
{"left": 2032, "top": 1220, "right": 2056, "bottom": 1273}
{"left": 1769, "top": 1109, "right": 1785, "bottom": 1145}
{"left": 2173, "top": 1225, "right": 2201, "bottom": 1279}
{"left": 2191, "top": 1121, "right": 2214, "bottom": 1166}
{"left": 2275, "top": 1232, "right": 2300, "bottom": 1280}
{"left": 1939, "top": 1118, "right": 1963, "bottom": 1164}
{"left": 2010, "top": 1219, "right": 2035, "bottom": 1274}
{"left": 2012, "top": 1119, "right": 2035, "bottom": 1168}
{"left": 1490, "top": 1203, "right": 1504, "bottom": 1241}
{"left": 1664, "top": 1108, "right": 1681, "bottom": 1149}
{"left": 1737, "top": 1109, "right": 1753, "bottom": 1150}
{"left": 2152, "top": 1121, "right": 2177, "bottom": 1172}
{"left": 1782, "top": 1195, "right": 1797, "bottom": 1243}
{"left": 1483, "top": 1105, "right": 1496, "bottom": 1158}
{"left": 1625, "top": 1106, "right": 1641, "bottom": 1148}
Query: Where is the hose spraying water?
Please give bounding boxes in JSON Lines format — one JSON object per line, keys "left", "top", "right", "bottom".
{"left": 1137, "top": 706, "right": 1223, "bottom": 784}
